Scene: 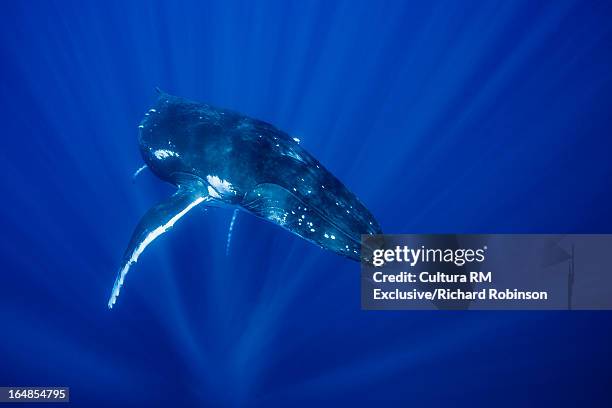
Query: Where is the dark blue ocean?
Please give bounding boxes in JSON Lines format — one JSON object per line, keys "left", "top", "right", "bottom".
{"left": 1, "top": 0, "right": 612, "bottom": 406}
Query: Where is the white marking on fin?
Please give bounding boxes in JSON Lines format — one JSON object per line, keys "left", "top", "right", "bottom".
{"left": 207, "top": 186, "right": 220, "bottom": 199}
{"left": 226, "top": 209, "right": 239, "bottom": 256}
{"left": 108, "top": 195, "right": 207, "bottom": 309}
{"left": 206, "top": 175, "right": 236, "bottom": 199}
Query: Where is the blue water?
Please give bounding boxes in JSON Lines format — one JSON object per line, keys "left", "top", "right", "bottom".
{"left": 1, "top": 0, "right": 612, "bottom": 406}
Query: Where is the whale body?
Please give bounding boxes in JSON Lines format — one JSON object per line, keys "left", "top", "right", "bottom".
{"left": 108, "top": 91, "right": 382, "bottom": 308}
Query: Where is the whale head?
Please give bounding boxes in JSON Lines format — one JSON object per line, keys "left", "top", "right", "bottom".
{"left": 137, "top": 94, "right": 193, "bottom": 184}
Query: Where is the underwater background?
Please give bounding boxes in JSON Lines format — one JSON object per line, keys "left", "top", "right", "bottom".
{"left": 1, "top": 0, "right": 612, "bottom": 406}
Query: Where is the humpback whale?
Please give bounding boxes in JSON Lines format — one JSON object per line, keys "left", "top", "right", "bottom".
{"left": 108, "top": 91, "right": 382, "bottom": 309}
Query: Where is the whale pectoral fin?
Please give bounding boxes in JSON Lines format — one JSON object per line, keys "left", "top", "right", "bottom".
{"left": 132, "top": 164, "right": 148, "bottom": 182}
{"left": 242, "top": 183, "right": 363, "bottom": 261}
{"left": 225, "top": 209, "right": 239, "bottom": 255}
{"left": 107, "top": 188, "right": 209, "bottom": 309}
